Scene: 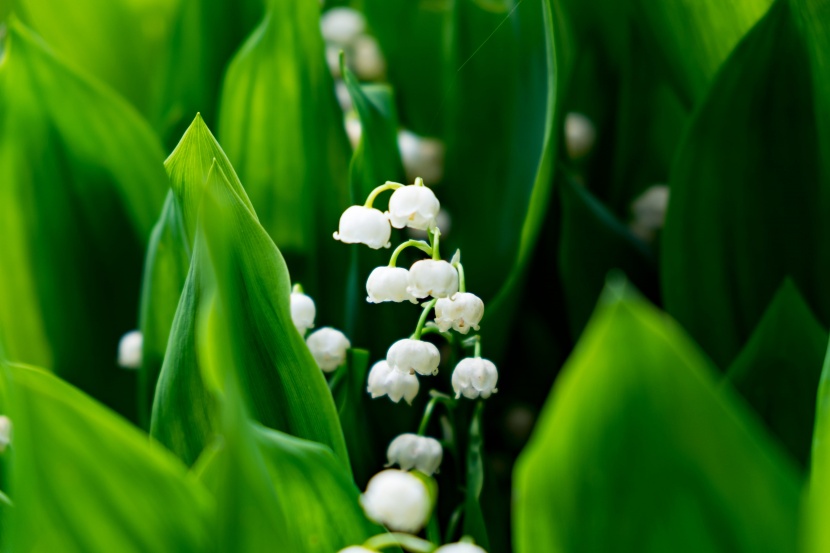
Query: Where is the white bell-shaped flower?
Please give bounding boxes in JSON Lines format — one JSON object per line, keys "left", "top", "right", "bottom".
{"left": 367, "top": 360, "right": 420, "bottom": 404}
{"left": 337, "top": 548, "right": 376, "bottom": 553}
{"left": 366, "top": 266, "right": 418, "bottom": 304}
{"left": 117, "top": 330, "right": 143, "bottom": 369}
{"left": 353, "top": 35, "right": 386, "bottom": 81}
{"left": 387, "top": 183, "right": 440, "bottom": 231}
{"left": 290, "top": 291, "right": 316, "bottom": 336}
{"left": 398, "top": 130, "right": 446, "bottom": 184}
{"left": 565, "top": 112, "right": 596, "bottom": 161}
{"left": 360, "top": 469, "right": 431, "bottom": 533}
{"left": 306, "top": 327, "right": 351, "bottom": 372}
{"left": 434, "top": 292, "right": 484, "bottom": 334}
{"left": 452, "top": 358, "right": 498, "bottom": 399}
{"left": 387, "top": 339, "right": 441, "bottom": 376}
{"left": 0, "top": 416, "right": 11, "bottom": 453}
{"left": 435, "top": 543, "right": 488, "bottom": 553}
{"left": 334, "top": 206, "right": 391, "bottom": 250}
{"left": 320, "top": 7, "right": 366, "bottom": 46}
{"left": 407, "top": 259, "right": 458, "bottom": 299}
{"left": 386, "top": 433, "right": 443, "bottom": 476}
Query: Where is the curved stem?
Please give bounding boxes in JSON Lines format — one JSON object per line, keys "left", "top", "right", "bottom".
{"left": 388, "top": 240, "right": 433, "bottom": 267}
{"left": 454, "top": 262, "right": 466, "bottom": 293}
{"left": 291, "top": 283, "right": 304, "bottom": 294}
{"left": 418, "top": 391, "right": 455, "bottom": 436}
{"left": 419, "top": 324, "right": 454, "bottom": 343}
{"left": 364, "top": 182, "right": 404, "bottom": 208}
{"left": 363, "top": 533, "right": 436, "bottom": 552}
{"left": 444, "top": 505, "right": 465, "bottom": 544}
{"left": 413, "top": 299, "right": 438, "bottom": 340}
{"left": 415, "top": 177, "right": 425, "bottom": 187}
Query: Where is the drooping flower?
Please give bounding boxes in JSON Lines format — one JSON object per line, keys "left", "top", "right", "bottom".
{"left": 333, "top": 206, "right": 391, "bottom": 249}
{"left": 306, "top": 327, "right": 351, "bottom": 372}
{"left": 434, "top": 292, "right": 484, "bottom": 334}
{"left": 387, "top": 339, "right": 441, "bottom": 376}
{"left": 387, "top": 182, "right": 440, "bottom": 231}
{"left": 117, "top": 330, "right": 143, "bottom": 369}
{"left": 452, "top": 358, "right": 498, "bottom": 399}
{"left": 290, "top": 291, "right": 316, "bottom": 336}
{"left": 367, "top": 360, "right": 419, "bottom": 404}
{"left": 360, "top": 469, "right": 431, "bottom": 533}
{"left": 407, "top": 259, "right": 458, "bottom": 299}
{"left": 398, "top": 130, "right": 445, "bottom": 184}
{"left": 386, "top": 433, "right": 443, "bottom": 476}
{"left": 366, "top": 266, "right": 418, "bottom": 304}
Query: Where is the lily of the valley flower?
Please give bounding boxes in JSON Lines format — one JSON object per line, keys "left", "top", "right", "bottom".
{"left": 434, "top": 292, "right": 484, "bottom": 334}
{"left": 306, "top": 327, "right": 351, "bottom": 372}
{"left": 360, "top": 469, "right": 432, "bottom": 533}
{"left": 386, "top": 433, "right": 443, "bottom": 476}
{"left": 387, "top": 179, "right": 440, "bottom": 231}
{"left": 290, "top": 291, "right": 316, "bottom": 336}
{"left": 0, "top": 416, "right": 11, "bottom": 453}
{"left": 367, "top": 360, "right": 420, "bottom": 404}
{"left": 366, "top": 266, "right": 417, "bottom": 304}
{"left": 320, "top": 7, "right": 366, "bottom": 46}
{"left": 336, "top": 548, "right": 375, "bottom": 553}
{"left": 334, "top": 206, "right": 391, "bottom": 250}
{"left": 407, "top": 259, "right": 458, "bottom": 299}
{"left": 452, "top": 358, "right": 498, "bottom": 399}
{"left": 435, "top": 543, "right": 488, "bottom": 553}
{"left": 117, "top": 330, "right": 143, "bottom": 369}
{"left": 398, "top": 130, "right": 446, "bottom": 184}
{"left": 387, "top": 338, "right": 441, "bottom": 376}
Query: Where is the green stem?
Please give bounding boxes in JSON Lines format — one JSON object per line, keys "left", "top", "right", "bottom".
{"left": 364, "top": 182, "right": 404, "bottom": 208}
{"left": 363, "top": 533, "right": 436, "bottom": 552}
{"left": 431, "top": 228, "right": 441, "bottom": 260}
{"left": 415, "top": 177, "right": 425, "bottom": 187}
{"left": 474, "top": 338, "right": 481, "bottom": 358}
{"left": 427, "top": 514, "right": 441, "bottom": 546}
{"left": 444, "top": 505, "right": 465, "bottom": 544}
{"left": 454, "top": 262, "right": 466, "bottom": 293}
{"left": 291, "top": 283, "right": 304, "bottom": 294}
{"left": 419, "top": 325, "right": 454, "bottom": 342}
{"left": 417, "top": 392, "right": 454, "bottom": 436}
{"left": 389, "top": 240, "right": 433, "bottom": 267}
{"left": 413, "top": 299, "right": 438, "bottom": 340}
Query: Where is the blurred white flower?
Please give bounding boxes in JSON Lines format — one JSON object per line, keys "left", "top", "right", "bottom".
{"left": 387, "top": 182, "right": 440, "bottom": 231}
{"left": 320, "top": 7, "right": 366, "bottom": 46}
{"left": 353, "top": 35, "right": 386, "bottom": 81}
{"left": 336, "top": 80, "right": 353, "bottom": 114}
{"left": 0, "top": 416, "right": 11, "bottom": 453}
{"left": 290, "top": 291, "right": 316, "bottom": 336}
{"left": 386, "top": 433, "right": 443, "bottom": 476}
{"left": 366, "top": 266, "right": 418, "bottom": 304}
{"left": 345, "top": 114, "right": 362, "bottom": 150}
{"left": 434, "top": 292, "right": 484, "bottom": 334}
{"left": 333, "top": 205, "right": 391, "bottom": 249}
{"left": 367, "top": 360, "right": 419, "bottom": 404}
{"left": 360, "top": 469, "right": 431, "bottom": 533}
{"left": 435, "top": 543, "right": 488, "bottom": 553}
{"left": 452, "top": 358, "right": 498, "bottom": 399}
{"left": 306, "top": 327, "right": 351, "bottom": 372}
{"left": 117, "top": 330, "right": 143, "bottom": 369}
{"left": 629, "top": 184, "right": 670, "bottom": 242}
{"left": 407, "top": 259, "right": 458, "bottom": 299}
{"left": 565, "top": 112, "right": 596, "bottom": 161}
{"left": 337, "top": 548, "right": 376, "bottom": 553}
{"left": 326, "top": 45, "right": 342, "bottom": 79}
{"left": 387, "top": 338, "right": 441, "bottom": 376}
{"left": 398, "top": 129, "right": 446, "bottom": 185}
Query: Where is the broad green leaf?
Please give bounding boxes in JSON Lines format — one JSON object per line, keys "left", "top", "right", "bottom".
{"left": 662, "top": 0, "right": 830, "bottom": 367}
{"left": 218, "top": 0, "right": 351, "bottom": 326}
{"left": 139, "top": 114, "right": 253, "bottom": 423}
{"left": 0, "top": 21, "right": 167, "bottom": 417}
{"left": 806, "top": 331, "right": 830, "bottom": 551}
{"left": 513, "top": 280, "right": 801, "bottom": 553}
{"left": 151, "top": 161, "right": 348, "bottom": 467}
{"left": 0, "top": 362, "right": 210, "bottom": 552}
{"left": 330, "top": 349, "right": 376, "bottom": 485}
{"left": 725, "top": 279, "right": 826, "bottom": 469}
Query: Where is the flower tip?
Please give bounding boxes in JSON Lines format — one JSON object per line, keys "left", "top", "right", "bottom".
{"left": 333, "top": 231, "right": 340, "bottom": 240}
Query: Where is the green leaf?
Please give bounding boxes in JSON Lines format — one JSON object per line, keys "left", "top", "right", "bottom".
{"left": 661, "top": 0, "right": 830, "bottom": 367}
{"left": 0, "top": 362, "right": 210, "bottom": 552}
{"left": 151, "top": 160, "right": 348, "bottom": 467}
{"left": 0, "top": 20, "right": 167, "bottom": 417}
{"left": 218, "top": 0, "right": 351, "bottom": 326}
{"left": 513, "top": 280, "right": 801, "bottom": 553}
{"left": 462, "top": 401, "right": 489, "bottom": 550}
{"left": 725, "top": 279, "right": 826, "bottom": 469}
{"left": 330, "top": 349, "right": 376, "bottom": 485}
{"left": 805, "top": 332, "right": 830, "bottom": 551}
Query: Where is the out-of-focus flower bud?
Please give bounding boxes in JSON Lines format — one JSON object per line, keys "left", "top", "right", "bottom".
{"left": 360, "top": 469, "right": 432, "bottom": 533}
{"left": 386, "top": 433, "right": 443, "bottom": 476}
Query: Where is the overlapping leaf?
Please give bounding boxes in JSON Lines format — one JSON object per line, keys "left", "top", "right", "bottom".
{"left": 513, "top": 280, "right": 801, "bottom": 553}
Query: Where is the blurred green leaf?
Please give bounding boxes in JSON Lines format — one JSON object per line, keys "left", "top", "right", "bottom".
{"left": 218, "top": 0, "right": 351, "bottom": 326}
{"left": 805, "top": 330, "right": 830, "bottom": 551}
{"left": 513, "top": 280, "right": 801, "bottom": 553}
{"left": 0, "top": 362, "right": 210, "bottom": 552}
{"left": 0, "top": 21, "right": 167, "bottom": 418}
{"left": 151, "top": 160, "right": 348, "bottom": 467}
{"left": 662, "top": 0, "right": 830, "bottom": 367}
{"left": 462, "top": 401, "right": 489, "bottom": 550}
{"left": 725, "top": 279, "right": 826, "bottom": 469}
{"left": 330, "top": 349, "right": 376, "bottom": 485}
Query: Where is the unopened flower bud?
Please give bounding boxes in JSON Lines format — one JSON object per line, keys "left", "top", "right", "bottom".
{"left": 435, "top": 543, "right": 488, "bottom": 553}
{"left": 565, "top": 112, "right": 596, "bottom": 160}
{"left": 387, "top": 183, "right": 440, "bottom": 231}
{"left": 367, "top": 360, "right": 419, "bottom": 404}
{"left": 360, "top": 469, "right": 431, "bottom": 533}
{"left": 0, "top": 416, "right": 11, "bottom": 453}
{"left": 290, "top": 291, "right": 316, "bottom": 336}
{"left": 306, "top": 327, "right": 351, "bottom": 372}
{"left": 366, "top": 266, "right": 417, "bottom": 304}
{"left": 334, "top": 206, "right": 391, "bottom": 249}
{"left": 320, "top": 7, "right": 366, "bottom": 46}
{"left": 386, "top": 433, "right": 443, "bottom": 476}
{"left": 353, "top": 35, "right": 386, "bottom": 81}
{"left": 434, "top": 292, "right": 484, "bottom": 334}
{"left": 452, "top": 358, "right": 498, "bottom": 399}
{"left": 387, "top": 339, "right": 440, "bottom": 376}
{"left": 398, "top": 130, "right": 446, "bottom": 184}
{"left": 407, "top": 259, "right": 458, "bottom": 299}
{"left": 629, "top": 185, "right": 670, "bottom": 242}
{"left": 117, "top": 330, "right": 143, "bottom": 369}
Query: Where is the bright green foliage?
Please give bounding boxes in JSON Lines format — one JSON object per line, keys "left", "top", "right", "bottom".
{"left": 218, "top": 0, "right": 351, "bottom": 326}
{"left": 513, "top": 281, "right": 801, "bottom": 553}
{"left": 330, "top": 349, "right": 376, "bottom": 485}
{"left": 726, "top": 279, "right": 827, "bottom": 469}
{"left": 806, "top": 334, "right": 830, "bottom": 551}
{"left": 0, "top": 362, "right": 211, "bottom": 552}
{"left": 0, "top": 20, "right": 167, "bottom": 417}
